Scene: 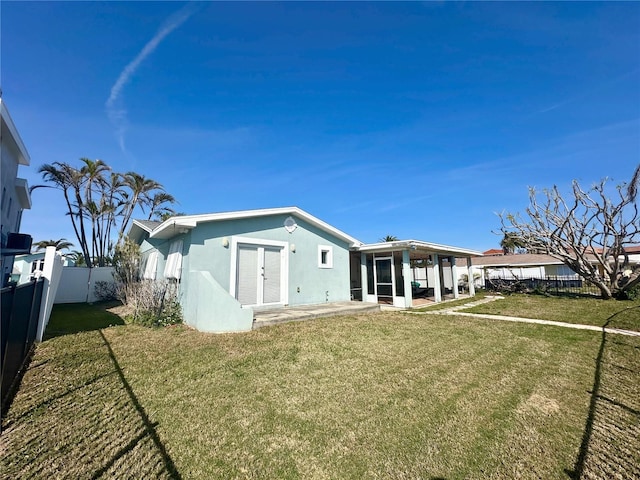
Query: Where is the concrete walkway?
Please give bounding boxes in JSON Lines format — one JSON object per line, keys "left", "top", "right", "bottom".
{"left": 409, "top": 295, "right": 640, "bottom": 337}
{"left": 253, "top": 301, "right": 380, "bottom": 329}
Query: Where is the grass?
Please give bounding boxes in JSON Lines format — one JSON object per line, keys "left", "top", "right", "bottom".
{"left": 43, "top": 301, "right": 125, "bottom": 340}
{"left": 414, "top": 290, "right": 491, "bottom": 311}
{"left": 462, "top": 293, "right": 640, "bottom": 331}
{"left": 1, "top": 300, "right": 638, "bottom": 479}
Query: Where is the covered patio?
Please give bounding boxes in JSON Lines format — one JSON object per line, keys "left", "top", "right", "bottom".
{"left": 349, "top": 240, "right": 482, "bottom": 308}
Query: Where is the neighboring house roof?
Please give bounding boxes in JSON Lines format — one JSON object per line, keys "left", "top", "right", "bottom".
{"left": 472, "top": 253, "right": 565, "bottom": 267}
{"left": 129, "top": 207, "right": 362, "bottom": 247}
{"left": 357, "top": 239, "right": 483, "bottom": 257}
{"left": 482, "top": 248, "right": 504, "bottom": 256}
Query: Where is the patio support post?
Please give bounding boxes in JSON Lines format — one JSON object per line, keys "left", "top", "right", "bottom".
{"left": 360, "top": 252, "right": 369, "bottom": 302}
{"left": 432, "top": 254, "right": 442, "bottom": 302}
{"left": 451, "top": 256, "right": 459, "bottom": 299}
{"left": 402, "top": 250, "right": 412, "bottom": 308}
{"left": 467, "top": 257, "right": 475, "bottom": 297}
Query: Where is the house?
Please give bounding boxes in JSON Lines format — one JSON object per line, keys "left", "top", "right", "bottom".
{"left": 482, "top": 248, "right": 504, "bottom": 256}
{"left": 129, "top": 207, "right": 360, "bottom": 332}
{"left": 129, "top": 207, "right": 483, "bottom": 333}
{"left": 472, "top": 253, "right": 575, "bottom": 285}
{"left": 473, "top": 247, "right": 640, "bottom": 286}
{"left": 0, "top": 99, "right": 33, "bottom": 285}
{"left": 11, "top": 252, "right": 76, "bottom": 285}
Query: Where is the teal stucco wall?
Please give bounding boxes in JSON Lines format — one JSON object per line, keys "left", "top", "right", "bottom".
{"left": 185, "top": 213, "right": 351, "bottom": 306}
{"left": 138, "top": 213, "right": 352, "bottom": 332}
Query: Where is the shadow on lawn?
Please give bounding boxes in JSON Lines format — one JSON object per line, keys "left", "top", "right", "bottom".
{"left": 2, "top": 314, "right": 181, "bottom": 478}
{"left": 567, "top": 305, "right": 640, "bottom": 480}
{"left": 43, "top": 301, "right": 125, "bottom": 340}
{"left": 93, "top": 330, "right": 182, "bottom": 480}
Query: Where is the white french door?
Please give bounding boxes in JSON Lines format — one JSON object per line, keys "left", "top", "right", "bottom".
{"left": 235, "top": 243, "right": 285, "bottom": 306}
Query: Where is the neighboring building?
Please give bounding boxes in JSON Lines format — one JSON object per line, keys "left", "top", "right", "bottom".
{"left": 12, "top": 252, "right": 76, "bottom": 285}
{"left": 472, "top": 247, "right": 640, "bottom": 286}
{"left": 128, "top": 207, "right": 482, "bottom": 333}
{"left": 482, "top": 248, "right": 504, "bottom": 256}
{"left": 472, "top": 253, "right": 575, "bottom": 285}
{"left": 0, "top": 99, "right": 33, "bottom": 285}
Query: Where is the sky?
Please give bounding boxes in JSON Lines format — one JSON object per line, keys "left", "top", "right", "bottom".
{"left": 2, "top": 1, "right": 639, "bottom": 252}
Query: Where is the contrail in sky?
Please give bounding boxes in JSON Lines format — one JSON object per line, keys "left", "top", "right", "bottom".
{"left": 106, "top": 3, "right": 198, "bottom": 154}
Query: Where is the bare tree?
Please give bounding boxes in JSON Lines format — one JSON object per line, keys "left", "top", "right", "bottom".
{"left": 500, "top": 165, "right": 640, "bottom": 299}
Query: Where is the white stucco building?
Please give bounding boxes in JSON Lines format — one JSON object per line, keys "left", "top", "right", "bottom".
{"left": 1, "top": 98, "right": 33, "bottom": 285}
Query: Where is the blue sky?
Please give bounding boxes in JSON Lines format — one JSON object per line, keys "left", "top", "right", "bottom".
{"left": 3, "top": 1, "right": 639, "bottom": 251}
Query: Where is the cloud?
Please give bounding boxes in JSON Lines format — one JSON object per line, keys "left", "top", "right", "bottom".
{"left": 105, "top": 3, "right": 198, "bottom": 154}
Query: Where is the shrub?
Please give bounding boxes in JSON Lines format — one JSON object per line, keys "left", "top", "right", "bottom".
{"left": 113, "top": 238, "right": 141, "bottom": 303}
{"left": 119, "top": 279, "right": 183, "bottom": 327}
{"left": 94, "top": 281, "right": 118, "bottom": 301}
{"left": 614, "top": 284, "right": 640, "bottom": 301}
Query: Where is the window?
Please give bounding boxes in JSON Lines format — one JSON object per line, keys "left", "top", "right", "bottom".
{"left": 30, "top": 258, "right": 45, "bottom": 279}
{"left": 318, "top": 245, "right": 333, "bottom": 269}
{"left": 31, "top": 259, "right": 45, "bottom": 273}
{"left": 142, "top": 251, "right": 159, "bottom": 280}
{"left": 164, "top": 240, "right": 183, "bottom": 280}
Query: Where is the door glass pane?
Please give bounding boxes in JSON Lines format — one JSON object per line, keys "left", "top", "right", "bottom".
{"left": 237, "top": 245, "right": 258, "bottom": 305}
{"left": 263, "top": 248, "right": 281, "bottom": 304}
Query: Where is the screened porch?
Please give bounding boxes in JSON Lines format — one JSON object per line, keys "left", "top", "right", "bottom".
{"left": 349, "top": 240, "right": 481, "bottom": 308}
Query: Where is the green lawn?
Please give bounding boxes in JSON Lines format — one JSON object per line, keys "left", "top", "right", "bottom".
{"left": 462, "top": 293, "right": 640, "bottom": 331}
{"left": 1, "top": 300, "right": 638, "bottom": 479}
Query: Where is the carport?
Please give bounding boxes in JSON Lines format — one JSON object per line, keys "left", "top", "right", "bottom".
{"left": 349, "top": 240, "right": 482, "bottom": 308}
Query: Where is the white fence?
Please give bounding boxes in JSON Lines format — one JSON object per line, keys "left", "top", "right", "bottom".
{"left": 54, "top": 267, "right": 115, "bottom": 304}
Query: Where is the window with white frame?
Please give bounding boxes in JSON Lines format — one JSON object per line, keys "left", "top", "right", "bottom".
{"left": 164, "top": 240, "right": 183, "bottom": 280}
{"left": 318, "top": 245, "right": 333, "bottom": 268}
{"left": 142, "top": 250, "right": 159, "bottom": 280}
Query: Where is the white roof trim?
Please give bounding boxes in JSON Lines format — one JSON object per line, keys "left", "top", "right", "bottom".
{"left": 357, "top": 239, "right": 483, "bottom": 257}
{"left": 144, "top": 207, "right": 362, "bottom": 246}
{"left": 0, "top": 99, "right": 30, "bottom": 166}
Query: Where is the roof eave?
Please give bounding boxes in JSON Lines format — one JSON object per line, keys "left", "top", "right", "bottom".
{"left": 0, "top": 99, "right": 30, "bottom": 166}
{"left": 148, "top": 207, "right": 362, "bottom": 246}
{"left": 356, "top": 239, "right": 483, "bottom": 257}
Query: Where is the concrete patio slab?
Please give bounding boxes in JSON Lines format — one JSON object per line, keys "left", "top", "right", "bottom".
{"left": 252, "top": 301, "right": 381, "bottom": 329}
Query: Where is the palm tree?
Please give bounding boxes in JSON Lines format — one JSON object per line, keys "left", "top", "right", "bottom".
{"left": 80, "top": 158, "right": 110, "bottom": 264}
{"left": 380, "top": 235, "right": 399, "bottom": 242}
{"left": 100, "top": 172, "right": 124, "bottom": 264}
{"left": 33, "top": 238, "right": 74, "bottom": 251}
{"left": 117, "top": 172, "right": 164, "bottom": 243}
{"left": 500, "top": 232, "right": 525, "bottom": 255}
{"left": 39, "top": 162, "right": 93, "bottom": 267}
{"left": 627, "top": 163, "right": 640, "bottom": 202}
{"left": 67, "top": 250, "right": 86, "bottom": 266}
{"left": 38, "top": 159, "right": 177, "bottom": 266}
{"left": 147, "top": 192, "right": 177, "bottom": 221}
{"left": 156, "top": 211, "right": 186, "bottom": 222}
